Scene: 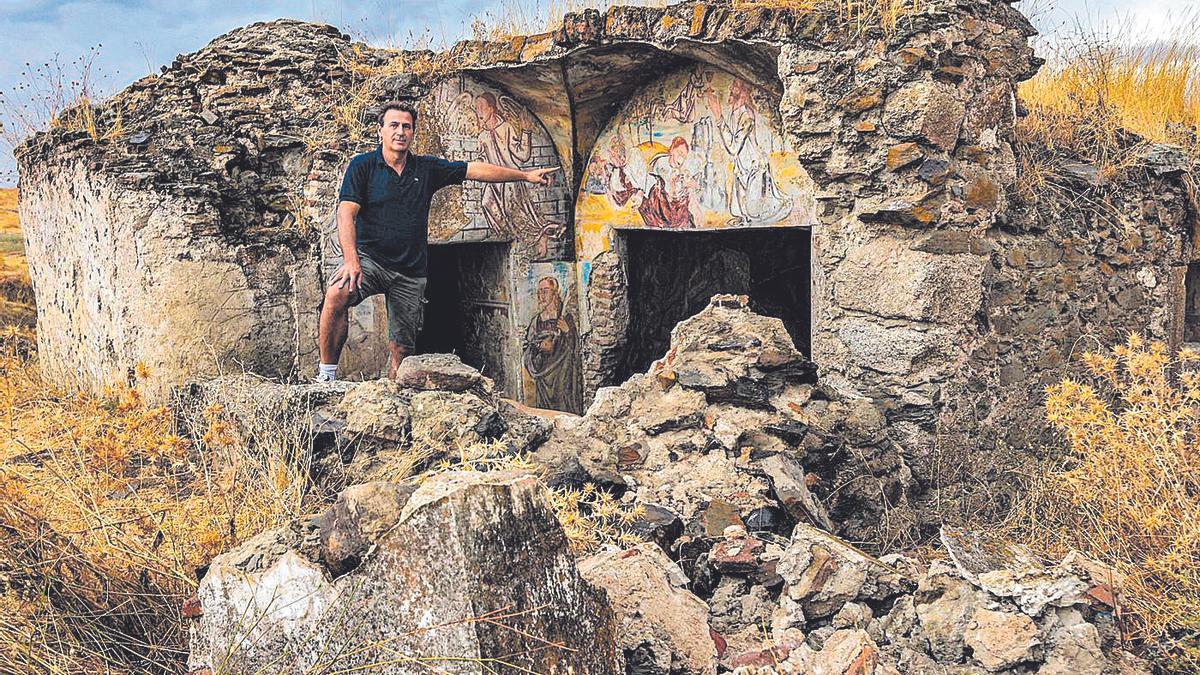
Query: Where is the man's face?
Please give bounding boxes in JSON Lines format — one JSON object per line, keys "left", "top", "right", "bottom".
{"left": 537, "top": 280, "right": 557, "bottom": 310}
{"left": 379, "top": 109, "right": 414, "bottom": 154}
{"left": 669, "top": 143, "right": 688, "bottom": 168}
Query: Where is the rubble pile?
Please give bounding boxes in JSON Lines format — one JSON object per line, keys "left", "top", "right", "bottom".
{"left": 535, "top": 295, "right": 913, "bottom": 551}
{"left": 181, "top": 298, "right": 1146, "bottom": 673}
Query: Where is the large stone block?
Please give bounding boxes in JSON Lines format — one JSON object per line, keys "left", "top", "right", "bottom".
{"left": 188, "top": 471, "right": 622, "bottom": 673}
{"left": 882, "top": 80, "right": 966, "bottom": 151}
{"left": 831, "top": 235, "right": 985, "bottom": 324}
{"left": 579, "top": 543, "right": 718, "bottom": 675}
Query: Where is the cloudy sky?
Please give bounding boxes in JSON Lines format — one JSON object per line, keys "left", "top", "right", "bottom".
{"left": 0, "top": 0, "right": 1195, "bottom": 184}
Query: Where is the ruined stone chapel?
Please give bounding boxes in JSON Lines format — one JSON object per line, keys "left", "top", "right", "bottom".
{"left": 16, "top": 0, "right": 1198, "bottom": 486}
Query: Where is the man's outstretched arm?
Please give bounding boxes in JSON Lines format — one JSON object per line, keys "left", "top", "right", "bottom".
{"left": 466, "top": 162, "right": 560, "bottom": 185}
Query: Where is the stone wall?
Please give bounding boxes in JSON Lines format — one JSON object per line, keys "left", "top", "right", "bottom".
{"left": 17, "top": 21, "right": 367, "bottom": 396}
{"left": 933, "top": 155, "right": 1197, "bottom": 523}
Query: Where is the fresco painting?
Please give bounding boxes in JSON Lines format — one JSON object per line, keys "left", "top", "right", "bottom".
{"left": 419, "top": 75, "right": 571, "bottom": 261}
{"left": 576, "top": 66, "right": 817, "bottom": 262}
{"left": 517, "top": 262, "right": 582, "bottom": 413}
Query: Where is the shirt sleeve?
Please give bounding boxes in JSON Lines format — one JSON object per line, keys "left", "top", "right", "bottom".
{"left": 337, "top": 157, "right": 369, "bottom": 204}
{"left": 429, "top": 157, "right": 469, "bottom": 191}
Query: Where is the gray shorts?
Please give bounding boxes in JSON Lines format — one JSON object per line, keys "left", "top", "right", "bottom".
{"left": 343, "top": 255, "right": 427, "bottom": 349}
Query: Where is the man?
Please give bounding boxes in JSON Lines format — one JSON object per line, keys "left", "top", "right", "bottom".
{"left": 317, "top": 101, "right": 559, "bottom": 381}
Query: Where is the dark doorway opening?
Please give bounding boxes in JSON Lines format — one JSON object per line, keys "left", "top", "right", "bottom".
{"left": 617, "top": 227, "right": 811, "bottom": 382}
{"left": 420, "top": 242, "right": 517, "bottom": 396}
{"left": 1186, "top": 262, "right": 1200, "bottom": 343}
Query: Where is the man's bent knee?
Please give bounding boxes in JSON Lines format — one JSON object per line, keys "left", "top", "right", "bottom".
{"left": 323, "top": 284, "right": 355, "bottom": 311}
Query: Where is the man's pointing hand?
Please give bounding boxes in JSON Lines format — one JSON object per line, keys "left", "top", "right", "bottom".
{"left": 525, "top": 166, "right": 561, "bottom": 186}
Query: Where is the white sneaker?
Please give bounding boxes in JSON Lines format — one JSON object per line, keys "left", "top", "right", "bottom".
{"left": 313, "top": 371, "right": 335, "bottom": 383}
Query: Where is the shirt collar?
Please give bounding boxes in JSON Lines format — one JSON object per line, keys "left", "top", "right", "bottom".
{"left": 375, "top": 145, "right": 415, "bottom": 176}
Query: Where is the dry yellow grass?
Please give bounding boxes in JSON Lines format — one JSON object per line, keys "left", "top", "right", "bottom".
{"left": 467, "top": 0, "right": 922, "bottom": 42}
{"left": 0, "top": 188, "right": 31, "bottom": 334}
{"left": 0, "top": 355, "right": 325, "bottom": 671}
{"left": 1017, "top": 35, "right": 1200, "bottom": 191}
{"left": 1011, "top": 336, "right": 1200, "bottom": 670}
{"left": 0, "top": 191, "right": 321, "bottom": 671}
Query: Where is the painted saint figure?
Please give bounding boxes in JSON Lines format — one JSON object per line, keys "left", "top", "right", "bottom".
{"left": 638, "top": 137, "right": 701, "bottom": 229}
{"left": 474, "top": 92, "right": 564, "bottom": 258}
{"left": 523, "top": 276, "right": 581, "bottom": 413}
{"left": 705, "top": 78, "right": 792, "bottom": 225}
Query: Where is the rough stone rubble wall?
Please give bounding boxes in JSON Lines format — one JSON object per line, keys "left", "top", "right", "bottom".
{"left": 16, "top": 21, "right": 364, "bottom": 395}
{"left": 769, "top": 2, "right": 1195, "bottom": 517}
{"left": 935, "top": 166, "right": 1195, "bottom": 519}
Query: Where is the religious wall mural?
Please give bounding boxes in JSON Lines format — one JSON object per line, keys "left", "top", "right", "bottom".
{"left": 576, "top": 66, "right": 817, "bottom": 262}
{"left": 418, "top": 75, "right": 571, "bottom": 261}
{"left": 517, "top": 262, "right": 582, "bottom": 413}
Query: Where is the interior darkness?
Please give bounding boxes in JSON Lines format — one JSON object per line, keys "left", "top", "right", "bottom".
{"left": 618, "top": 228, "right": 811, "bottom": 382}
{"left": 419, "top": 243, "right": 516, "bottom": 396}
{"left": 1187, "top": 262, "right": 1200, "bottom": 343}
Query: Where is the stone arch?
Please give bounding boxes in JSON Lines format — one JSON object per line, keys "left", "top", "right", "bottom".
{"left": 575, "top": 64, "right": 819, "bottom": 396}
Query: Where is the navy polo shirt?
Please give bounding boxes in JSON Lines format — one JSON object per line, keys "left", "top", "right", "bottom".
{"left": 337, "top": 147, "right": 469, "bottom": 277}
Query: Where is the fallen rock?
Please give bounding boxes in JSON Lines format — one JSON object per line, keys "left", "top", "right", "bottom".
{"left": 942, "top": 527, "right": 1088, "bottom": 616}
{"left": 579, "top": 543, "right": 717, "bottom": 675}
{"left": 316, "top": 481, "right": 415, "bottom": 577}
{"left": 188, "top": 471, "right": 622, "bottom": 673}
{"left": 1039, "top": 608, "right": 1105, "bottom": 675}
{"left": 393, "top": 353, "right": 488, "bottom": 393}
{"left": 409, "top": 389, "right": 505, "bottom": 450}
{"left": 654, "top": 294, "right": 817, "bottom": 408}
{"left": 739, "top": 628, "right": 901, "bottom": 675}
{"left": 336, "top": 379, "right": 410, "bottom": 442}
{"left": 913, "top": 561, "right": 980, "bottom": 662}
{"left": 775, "top": 524, "right": 907, "bottom": 629}
{"left": 963, "top": 607, "right": 1040, "bottom": 671}
{"left": 758, "top": 453, "right": 834, "bottom": 531}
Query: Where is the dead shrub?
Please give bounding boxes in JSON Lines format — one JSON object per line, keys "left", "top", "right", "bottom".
{"left": 1010, "top": 335, "right": 1200, "bottom": 670}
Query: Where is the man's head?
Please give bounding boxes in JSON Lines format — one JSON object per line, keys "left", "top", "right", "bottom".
{"left": 377, "top": 101, "right": 418, "bottom": 154}
{"left": 536, "top": 276, "right": 562, "bottom": 313}
{"left": 730, "top": 79, "right": 752, "bottom": 110}
{"left": 668, "top": 137, "right": 689, "bottom": 168}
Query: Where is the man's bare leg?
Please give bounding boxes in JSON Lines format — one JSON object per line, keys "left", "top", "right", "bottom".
{"left": 387, "top": 341, "right": 411, "bottom": 379}
{"left": 319, "top": 284, "right": 355, "bottom": 368}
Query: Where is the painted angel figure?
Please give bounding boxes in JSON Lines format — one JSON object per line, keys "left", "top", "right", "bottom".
{"left": 474, "top": 91, "right": 565, "bottom": 259}
{"left": 705, "top": 78, "right": 792, "bottom": 225}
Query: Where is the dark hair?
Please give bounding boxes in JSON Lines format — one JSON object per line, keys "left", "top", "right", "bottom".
{"left": 376, "top": 101, "right": 418, "bottom": 127}
{"left": 475, "top": 92, "right": 498, "bottom": 110}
